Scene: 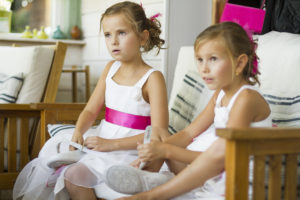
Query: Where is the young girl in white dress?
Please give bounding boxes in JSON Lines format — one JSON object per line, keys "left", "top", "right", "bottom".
{"left": 13, "top": 1, "right": 169, "bottom": 200}
{"left": 105, "top": 22, "right": 272, "bottom": 200}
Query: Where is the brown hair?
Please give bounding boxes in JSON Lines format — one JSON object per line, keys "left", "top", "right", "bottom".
{"left": 100, "top": 1, "right": 165, "bottom": 54}
{"left": 194, "top": 22, "right": 260, "bottom": 85}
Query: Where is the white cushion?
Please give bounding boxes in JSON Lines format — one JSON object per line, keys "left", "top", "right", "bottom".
{"left": 168, "top": 70, "right": 213, "bottom": 133}
{"left": 256, "top": 31, "right": 300, "bottom": 127}
{"left": 0, "top": 72, "right": 24, "bottom": 103}
{"left": 168, "top": 46, "right": 213, "bottom": 133}
{"left": 0, "top": 46, "right": 54, "bottom": 103}
{"left": 169, "top": 46, "right": 198, "bottom": 108}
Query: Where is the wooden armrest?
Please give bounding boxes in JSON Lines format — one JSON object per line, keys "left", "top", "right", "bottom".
{"left": 29, "top": 103, "right": 86, "bottom": 110}
{"left": 216, "top": 127, "right": 300, "bottom": 140}
{"left": 0, "top": 104, "right": 42, "bottom": 111}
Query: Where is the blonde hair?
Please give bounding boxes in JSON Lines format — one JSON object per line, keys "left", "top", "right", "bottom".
{"left": 100, "top": 1, "right": 165, "bottom": 54}
{"left": 194, "top": 22, "right": 260, "bottom": 85}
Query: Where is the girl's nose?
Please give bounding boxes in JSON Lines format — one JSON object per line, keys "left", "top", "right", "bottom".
{"left": 201, "top": 62, "right": 209, "bottom": 73}
{"left": 112, "top": 35, "right": 118, "bottom": 45}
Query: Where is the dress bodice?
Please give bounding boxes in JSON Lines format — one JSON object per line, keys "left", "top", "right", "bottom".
{"left": 214, "top": 85, "right": 272, "bottom": 128}
{"left": 105, "top": 61, "right": 157, "bottom": 116}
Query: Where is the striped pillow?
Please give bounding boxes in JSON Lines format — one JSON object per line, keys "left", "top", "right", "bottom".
{"left": 0, "top": 73, "right": 24, "bottom": 103}
{"left": 168, "top": 70, "right": 213, "bottom": 134}
{"left": 263, "top": 94, "right": 300, "bottom": 127}
{"left": 47, "top": 124, "right": 76, "bottom": 137}
{"left": 47, "top": 124, "right": 98, "bottom": 137}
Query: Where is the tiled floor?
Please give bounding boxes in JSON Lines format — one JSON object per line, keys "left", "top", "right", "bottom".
{"left": 0, "top": 190, "right": 12, "bottom": 200}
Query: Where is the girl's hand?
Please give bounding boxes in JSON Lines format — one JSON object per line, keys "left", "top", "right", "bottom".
{"left": 137, "top": 140, "right": 166, "bottom": 162}
{"left": 84, "top": 136, "right": 113, "bottom": 152}
{"left": 70, "top": 131, "right": 84, "bottom": 151}
{"left": 130, "top": 158, "right": 141, "bottom": 168}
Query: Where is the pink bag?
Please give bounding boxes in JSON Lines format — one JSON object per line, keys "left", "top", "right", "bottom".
{"left": 220, "top": 0, "right": 266, "bottom": 33}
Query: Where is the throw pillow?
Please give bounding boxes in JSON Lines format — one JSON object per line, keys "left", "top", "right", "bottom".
{"left": 0, "top": 72, "right": 24, "bottom": 103}
{"left": 168, "top": 70, "right": 213, "bottom": 134}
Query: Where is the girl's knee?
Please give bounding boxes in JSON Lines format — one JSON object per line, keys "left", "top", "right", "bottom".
{"left": 207, "top": 139, "right": 226, "bottom": 162}
{"left": 64, "top": 164, "right": 98, "bottom": 187}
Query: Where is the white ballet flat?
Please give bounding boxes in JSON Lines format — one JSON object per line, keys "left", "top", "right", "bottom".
{"left": 105, "top": 165, "right": 174, "bottom": 194}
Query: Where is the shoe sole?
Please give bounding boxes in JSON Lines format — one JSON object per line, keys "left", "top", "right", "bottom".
{"left": 105, "top": 165, "right": 144, "bottom": 194}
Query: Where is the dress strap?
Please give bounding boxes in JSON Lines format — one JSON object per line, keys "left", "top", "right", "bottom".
{"left": 215, "top": 90, "right": 225, "bottom": 106}
{"left": 106, "top": 61, "right": 121, "bottom": 80}
{"left": 135, "top": 68, "right": 157, "bottom": 88}
{"left": 227, "top": 85, "right": 259, "bottom": 110}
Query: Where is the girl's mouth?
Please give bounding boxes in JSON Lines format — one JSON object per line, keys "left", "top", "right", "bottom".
{"left": 112, "top": 49, "right": 120, "bottom": 54}
{"left": 203, "top": 77, "right": 213, "bottom": 84}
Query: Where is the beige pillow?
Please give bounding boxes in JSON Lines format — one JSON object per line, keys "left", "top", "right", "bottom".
{"left": 0, "top": 46, "right": 54, "bottom": 103}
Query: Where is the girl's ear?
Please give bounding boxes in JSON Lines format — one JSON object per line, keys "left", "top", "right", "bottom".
{"left": 235, "top": 54, "right": 248, "bottom": 75}
{"left": 140, "top": 30, "right": 149, "bottom": 46}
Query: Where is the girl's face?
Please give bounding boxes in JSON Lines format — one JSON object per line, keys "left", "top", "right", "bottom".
{"left": 102, "top": 13, "right": 143, "bottom": 62}
{"left": 195, "top": 39, "right": 234, "bottom": 91}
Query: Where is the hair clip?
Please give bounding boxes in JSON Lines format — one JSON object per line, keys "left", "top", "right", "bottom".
{"left": 245, "top": 29, "right": 258, "bottom": 75}
{"left": 252, "top": 55, "right": 258, "bottom": 75}
{"left": 150, "top": 13, "right": 162, "bottom": 21}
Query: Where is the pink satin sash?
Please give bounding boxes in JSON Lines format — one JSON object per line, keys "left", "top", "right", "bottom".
{"left": 105, "top": 107, "right": 151, "bottom": 130}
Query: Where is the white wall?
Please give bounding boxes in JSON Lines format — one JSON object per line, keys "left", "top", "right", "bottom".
{"left": 81, "top": 0, "right": 212, "bottom": 97}
{"left": 165, "top": 0, "right": 211, "bottom": 95}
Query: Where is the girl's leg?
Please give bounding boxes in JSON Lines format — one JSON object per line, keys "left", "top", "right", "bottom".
{"left": 65, "top": 180, "right": 97, "bottom": 200}
{"left": 165, "top": 159, "right": 187, "bottom": 174}
{"left": 64, "top": 163, "right": 98, "bottom": 200}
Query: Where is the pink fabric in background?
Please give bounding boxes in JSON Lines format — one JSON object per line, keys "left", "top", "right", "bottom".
{"left": 220, "top": 3, "right": 266, "bottom": 33}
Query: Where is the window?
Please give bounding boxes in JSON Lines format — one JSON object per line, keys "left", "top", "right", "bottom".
{"left": 11, "top": 0, "right": 51, "bottom": 33}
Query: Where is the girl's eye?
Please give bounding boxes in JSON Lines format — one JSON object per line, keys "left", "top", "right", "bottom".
{"left": 210, "top": 56, "right": 217, "bottom": 61}
{"left": 197, "top": 57, "right": 203, "bottom": 63}
{"left": 119, "top": 31, "right": 126, "bottom": 35}
{"left": 104, "top": 33, "right": 111, "bottom": 38}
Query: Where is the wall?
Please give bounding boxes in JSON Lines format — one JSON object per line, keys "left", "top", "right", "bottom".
{"left": 165, "top": 0, "right": 211, "bottom": 95}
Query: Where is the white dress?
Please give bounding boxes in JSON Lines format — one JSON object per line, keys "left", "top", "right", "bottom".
{"left": 173, "top": 85, "right": 272, "bottom": 200}
{"left": 13, "top": 61, "right": 157, "bottom": 200}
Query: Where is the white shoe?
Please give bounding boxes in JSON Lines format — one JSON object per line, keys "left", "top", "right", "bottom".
{"left": 46, "top": 150, "right": 85, "bottom": 169}
{"left": 105, "top": 165, "right": 174, "bottom": 194}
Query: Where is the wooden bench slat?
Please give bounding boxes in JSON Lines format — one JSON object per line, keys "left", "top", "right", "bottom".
{"left": 0, "top": 118, "right": 4, "bottom": 172}
{"left": 7, "top": 118, "right": 17, "bottom": 172}
{"left": 20, "top": 118, "right": 29, "bottom": 169}
{"left": 268, "top": 155, "right": 282, "bottom": 200}
{"left": 253, "top": 155, "right": 266, "bottom": 200}
{"left": 284, "top": 154, "right": 298, "bottom": 200}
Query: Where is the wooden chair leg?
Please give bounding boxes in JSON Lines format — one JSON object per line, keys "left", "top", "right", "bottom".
{"left": 71, "top": 65, "right": 78, "bottom": 102}
{"left": 84, "top": 65, "right": 90, "bottom": 102}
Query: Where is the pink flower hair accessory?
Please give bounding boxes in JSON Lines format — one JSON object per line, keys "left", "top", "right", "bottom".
{"left": 244, "top": 28, "right": 258, "bottom": 75}
{"left": 140, "top": 2, "right": 162, "bottom": 22}
{"left": 150, "top": 13, "right": 162, "bottom": 21}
